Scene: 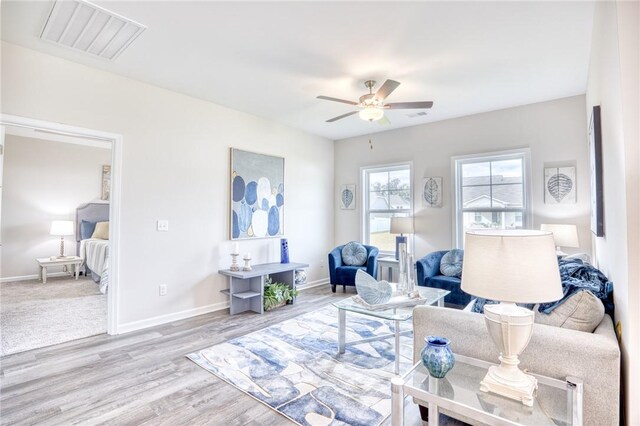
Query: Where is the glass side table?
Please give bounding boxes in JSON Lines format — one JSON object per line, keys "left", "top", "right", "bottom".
{"left": 391, "top": 354, "right": 583, "bottom": 426}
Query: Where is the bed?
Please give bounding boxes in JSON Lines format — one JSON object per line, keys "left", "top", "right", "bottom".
{"left": 76, "top": 202, "right": 110, "bottom": 293}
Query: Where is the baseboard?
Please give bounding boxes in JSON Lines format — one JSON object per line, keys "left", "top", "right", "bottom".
{"left": 1, "top": 272, "right": 69, "bottom": 283}
{"left": 116, "top": 300, "right": 230, "bottom": 334}
{"left": 297, "top": 277, "right": 329, "bottom": 290}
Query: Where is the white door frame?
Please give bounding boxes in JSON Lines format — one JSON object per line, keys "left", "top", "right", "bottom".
{"left": 0, "top": 113, "right": 123, "bottom": 335}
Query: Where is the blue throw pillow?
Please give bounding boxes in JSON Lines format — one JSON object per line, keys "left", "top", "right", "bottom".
{"left": 440, "top": 249, "right": 464, "bottom": 277}
{"left": 80, "top": 220, "right": 97, "bottom": 240}
{"left": 342, "top": 242, "right": 368, "bottom": 266}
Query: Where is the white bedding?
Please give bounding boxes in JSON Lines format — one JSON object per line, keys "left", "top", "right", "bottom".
{"left": 80, "top": 238, "right": 109, "bottom": 293}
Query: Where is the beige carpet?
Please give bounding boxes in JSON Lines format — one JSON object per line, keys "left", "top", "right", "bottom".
{"left": 1, "top": 277, "right": 107, "bottom": 356}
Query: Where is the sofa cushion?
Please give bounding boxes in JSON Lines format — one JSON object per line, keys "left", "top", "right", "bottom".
{"left": 535, "top": 290, "right": 605, "bottom": 333}
{"left": 440, "top": 249, "right": 463, "bottom": 277}
{"left": 336, "top": 266, "right": 367, "bottom": 285}
{"left": 341, "top": 241, "right": 367, "bottom": 266}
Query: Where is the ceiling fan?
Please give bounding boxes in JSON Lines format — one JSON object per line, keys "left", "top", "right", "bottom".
{"left": 317, "top": 79, "right": 433, "bottom": 123}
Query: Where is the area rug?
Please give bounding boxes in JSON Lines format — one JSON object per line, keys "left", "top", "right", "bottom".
{"left": 1, "top": 277, "right": 107, "bottom": 356}
{"left": 187, "top": 305, "right": 414, "bottom": 425}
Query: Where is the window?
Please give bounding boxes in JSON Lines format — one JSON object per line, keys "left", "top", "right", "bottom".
{"left": 362, "top": 163, "right": 412, "bottom": 253}
{"left": 453, "top": 150, "right": 530, "bottom": 247}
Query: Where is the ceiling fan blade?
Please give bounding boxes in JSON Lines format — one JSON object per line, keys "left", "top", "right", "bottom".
{"left": 326, "top": 111, "right": 359, "bottom": 122}
{"left": 384, "top": 101, "right": 433, "bottom": 109}
{"left": 317, "top": 95, "right": 358, "bottom": 106}
{"left": 375, "top": 79, "right": 400, "bottom": 101}
{"left": 378, "top": 116, "right": 391, "bottom": 126}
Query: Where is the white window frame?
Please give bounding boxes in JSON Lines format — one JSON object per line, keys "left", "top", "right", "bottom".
{"left": 360, "top": 161, "right": 413, "bottom": 254}
{"left": 452, "top": 148, "right": 532, "bottom": 248}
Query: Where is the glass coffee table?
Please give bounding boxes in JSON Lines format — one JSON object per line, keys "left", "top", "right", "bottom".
{"left": 391, "top": 354, "right": 584, "bottom": 426}
{"left": 332, "top": 287, "right": 450, "bottom": 375}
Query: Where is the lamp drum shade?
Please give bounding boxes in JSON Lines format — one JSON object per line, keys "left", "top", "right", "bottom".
{"left": 390, "top": 217, "right": 414, "bottom": 235}
{"left": 540, "top": 224, "right": 579, "bottom": 248}
{"left": 50, "top": 220, "right": 74, "bottom": 236}
{"left": 461, "top": 230, "right": 562, "bottom": 303}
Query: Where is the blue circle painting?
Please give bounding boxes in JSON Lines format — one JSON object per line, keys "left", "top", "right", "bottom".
{"left": 268, "top": 206, "right": 280, "bottom": 236}
{"left": 276, "top": 193, "right": 284, "bottom": 207}
{"left": 245, "top": 181, "right": 258, "bottom": 205}
{"left": 261, "top": 198, "right": 270, "bottom": 211}
{"left": 232, "top": 175, "right": 245, "bottom": 202}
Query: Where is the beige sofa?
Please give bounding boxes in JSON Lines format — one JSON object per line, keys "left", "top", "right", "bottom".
{"left": 412, "top": 306, "right": 620, "bottom": 426}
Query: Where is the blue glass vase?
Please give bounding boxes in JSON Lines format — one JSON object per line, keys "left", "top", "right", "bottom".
{"left": 420, "top": 336, "right": 455, "bottom": 378}
{"left": 280, "top": 238, "right": 289, "bottom": 264}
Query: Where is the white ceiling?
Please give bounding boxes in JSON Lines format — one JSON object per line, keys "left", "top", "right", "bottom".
{"left": 1, "top": 1, "right": 595, "bottom": 141}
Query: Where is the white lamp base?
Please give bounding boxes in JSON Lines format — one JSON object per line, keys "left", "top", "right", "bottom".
{"left": 480, "top": 364, "right": 537, "bottom": 407}
{"left": 481, "top": 302, "right": 537, "bottom": 406}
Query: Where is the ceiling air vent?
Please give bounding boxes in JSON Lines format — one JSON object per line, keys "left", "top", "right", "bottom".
{"left": 40, "top": 0, "right": 146, "bottom": 61}
{"left": 406, "top": 111, "right": 429, "bottom": 118}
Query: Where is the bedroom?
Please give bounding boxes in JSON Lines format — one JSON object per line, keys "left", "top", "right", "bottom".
{"left": 0, "top": 129, "right": 113, "bottom": 355}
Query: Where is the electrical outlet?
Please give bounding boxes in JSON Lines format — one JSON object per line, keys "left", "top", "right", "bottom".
{"left": 159, "top": 284, "right": 167, "bottom": 296}
{"left": 157, "top": 220, "right": 169, "bottom": 232}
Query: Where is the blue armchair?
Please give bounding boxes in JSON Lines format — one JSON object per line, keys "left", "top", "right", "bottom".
{"left": 328, "top": 244, "right": 379, "bottom": 293}
{"left": 416, "top": 250, "right": 472, "bottom": 306}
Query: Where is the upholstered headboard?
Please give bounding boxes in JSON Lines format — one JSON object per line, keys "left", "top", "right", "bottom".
{"left": 76, "top": 202, "right": 110, "bottom": 252}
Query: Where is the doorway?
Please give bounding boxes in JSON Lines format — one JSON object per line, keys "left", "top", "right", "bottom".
{"left": 0, "top": 114, "right": 122, "bottom": 354}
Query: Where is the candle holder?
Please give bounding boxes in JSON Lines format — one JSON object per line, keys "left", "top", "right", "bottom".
{"left": 230, "top": 253, "right": 240, "bottom": 271}
{"left": 242, "top": 255, "right": 252, "bottom": 271}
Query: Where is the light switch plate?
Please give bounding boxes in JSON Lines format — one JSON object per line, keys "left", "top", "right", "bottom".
{"left": 157, "top": 220, "right": 169, "bottom": 231}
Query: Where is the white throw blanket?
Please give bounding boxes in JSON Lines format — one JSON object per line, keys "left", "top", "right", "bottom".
{"left": 79, "top": 238, "right": 109, "bottom": 293}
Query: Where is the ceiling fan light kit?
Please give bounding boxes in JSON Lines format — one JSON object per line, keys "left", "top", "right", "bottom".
{"left": 359, "top": 107, "right": 384, "bottom": 122}
{"left": 317, "top": 79, "right": 433, "bottom": 123}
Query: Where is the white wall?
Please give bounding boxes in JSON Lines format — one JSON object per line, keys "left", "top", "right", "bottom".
{"left": 1, "top": 42, "right": 334, "bottom": 328}
{"left": 334, "top": 95, "right": 591, "bottom": 257}
{"left": 586, "top": 2, "right": 639, "bottom": 424}
{"left": 1, "top": 135, "right": 111, "bottom": 279}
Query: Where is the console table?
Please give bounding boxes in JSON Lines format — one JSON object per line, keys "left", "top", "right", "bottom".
{"left": 219, "top": 262, "right": 309, "bottom": 315}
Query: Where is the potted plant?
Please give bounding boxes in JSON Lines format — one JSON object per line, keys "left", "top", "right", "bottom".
{"left": 264, "top": 277, "right": 298, "bottom": 311}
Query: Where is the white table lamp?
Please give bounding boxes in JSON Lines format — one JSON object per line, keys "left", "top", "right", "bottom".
{"left": 50, "top": 220, "right": 74, "bottom": 258}
{"left": 461, "top": 230, "right": 562, "bottom": 406}
{"left": 540, "top": 224, "right": 579, "bottom": 256}
{"left": 390, "top": 216, "right": 414, "bottom": 260}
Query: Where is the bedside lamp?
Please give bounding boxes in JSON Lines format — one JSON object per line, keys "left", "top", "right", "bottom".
{"left": 461, "top": 230, "right": 562, "bottom": 406}
{"left": 50, "top": 220, "right": 74, "bottom": 258}
{"left": 540, "top": 224, "right": 579, "bottom": 256}
{"left": 390, "top": 216, "right": 414, "bottom": 260}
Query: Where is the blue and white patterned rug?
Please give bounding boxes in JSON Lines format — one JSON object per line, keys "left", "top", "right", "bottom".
{"left": 187, "top": 305, "right": 414, "bottom": 425}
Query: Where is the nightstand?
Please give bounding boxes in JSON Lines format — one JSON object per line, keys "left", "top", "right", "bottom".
{"left": 378, "top": 256, "right": 400, "bottom": 281}
{"left": 36, "top": 256, "right": 84, "bottom": 283}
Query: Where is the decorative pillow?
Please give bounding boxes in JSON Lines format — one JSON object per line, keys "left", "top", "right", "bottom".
{"left": 440, "top": 249, "right": 464, "bottom": 277}
{"left": 535, "top": 290, "right": 605, "bottom": 333}
{"left": 341, "top": 241, "right": 368, "bottom": 266}
{"left": 92, "top": 221, "right": 110, "bottom": 240}
{"left": 80, "top": 220, "right": 97, "bottom": 240}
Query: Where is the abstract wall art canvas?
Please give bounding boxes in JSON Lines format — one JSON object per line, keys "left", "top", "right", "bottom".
{"left": 340, "top": 184, "right": 356, "bottom": 210}
{"left": 544, "top": 166, "right": 576, "bottom": 204}
{"left": 230, "top": 148, "right": 284, "bottom": 240}
{"left": 422, "top": 177, "right": 442, "bottom": 207}
{"left": 101, "top": 165, "right": 111, "bottom": 201}
{"left": 589, "top": 106, "right": 604, "bottom": 236}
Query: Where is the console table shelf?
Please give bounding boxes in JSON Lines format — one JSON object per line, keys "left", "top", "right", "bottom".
{"left": 219, "top": 262, "right": 309, "bottom": 315}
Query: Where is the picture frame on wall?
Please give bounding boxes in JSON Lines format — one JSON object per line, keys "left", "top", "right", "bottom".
{"left": 589, "top": 106, "right": 604, "bottom": 237}
{"left": 230, "top": 148, "right": 285, "bottom": 240}
{"left": 544, "top": 166, "right": 576, "bottom": 204}
{"left": 101, "top": 165, "right": 111, "bottom": 201}
{"left": 422, "top": 177, "right": 442, "bottom": 207}
{"left": 340, "top": 184, "right": 356, "bottom": 210}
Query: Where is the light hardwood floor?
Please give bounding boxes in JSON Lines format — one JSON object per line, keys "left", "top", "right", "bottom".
{"left": 0, "top": 285, "right": 424, "bottom": 425}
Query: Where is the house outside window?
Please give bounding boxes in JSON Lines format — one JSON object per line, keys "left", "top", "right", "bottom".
{"left": 453, "top": 149, "right": 531, "bottom": 248}
{"left": 361, "top": 163, "right": 412, "bottom": 253}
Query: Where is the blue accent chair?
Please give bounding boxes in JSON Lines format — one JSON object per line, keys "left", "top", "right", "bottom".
{"left": 416, "top": 250, "right": 472, "bottom": 306}
{"left": 328, "top": 244, "right": 379, "bottom": 293}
